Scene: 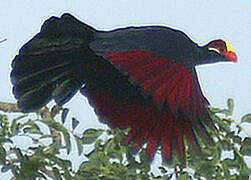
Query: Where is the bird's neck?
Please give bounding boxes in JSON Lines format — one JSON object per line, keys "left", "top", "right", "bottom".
{"left": 196, "top": 48, "right": 228, "bottom": 65}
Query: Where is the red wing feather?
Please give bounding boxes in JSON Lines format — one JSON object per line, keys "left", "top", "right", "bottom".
{"left": 105, "top": 49, "right": 192, "bottom": 112}
{"left": 161, "top": 117, "right": 174, "bottom": 158}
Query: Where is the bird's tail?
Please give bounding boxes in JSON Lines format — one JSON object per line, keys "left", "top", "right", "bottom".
{"left": 11, "top": 13, "right": 96, "bottom": 112}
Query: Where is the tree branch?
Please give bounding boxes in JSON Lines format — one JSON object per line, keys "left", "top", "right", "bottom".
{"left": 0, "top": 102, "right": 51, "bottom": 118}
{"left": 0, "top": 38, "right": 7, "bottom": 43}
{"left": 0, "top": 102, "right": 22, "bottom": 112}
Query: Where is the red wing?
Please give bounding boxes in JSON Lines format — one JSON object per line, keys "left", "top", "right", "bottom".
{"left": 82, "top": 49, "right": 216, "bottom": 160}
{"left": 105, "top": 49, "right": 192, "bottom": 112}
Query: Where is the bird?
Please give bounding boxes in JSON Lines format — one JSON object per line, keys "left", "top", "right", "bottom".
{"left": 11, "top": 13, "right": 237, "bottom": 161}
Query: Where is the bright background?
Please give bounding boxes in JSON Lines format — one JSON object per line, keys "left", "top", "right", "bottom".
{"left": 0, "top": 0, "right": 250, "bottom": 178}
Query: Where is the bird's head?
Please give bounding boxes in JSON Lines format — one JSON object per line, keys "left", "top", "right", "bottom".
{"left": 203, "top": 39, "right": 238, "bottom": 62}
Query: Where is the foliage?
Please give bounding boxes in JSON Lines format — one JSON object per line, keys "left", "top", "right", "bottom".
{"left": 0, "top": 99, "right": 250, "bottom": 180}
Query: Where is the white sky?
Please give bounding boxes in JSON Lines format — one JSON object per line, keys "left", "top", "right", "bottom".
{"left": 0, "top": 0, "right": 250, "bottom": 178}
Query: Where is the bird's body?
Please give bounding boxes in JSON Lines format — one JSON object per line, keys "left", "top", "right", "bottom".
{"left": 11, "top": 13, "right": 237, "bottom": 161}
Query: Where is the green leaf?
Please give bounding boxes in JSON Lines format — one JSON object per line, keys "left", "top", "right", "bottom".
{"left": 23, "top": 124, "right": 42, "bottom": 135}
{"left": 138, "top": 149, "right": 150, "bottom": 171}
{"left": 10, "top": 118, "right": 19, "bottom": 136}
{"left": 227, "top": 98, "right": 234, "bottom": 115}
{"left": 1, "top": 138, "right": 13, "bottom": 144}
{"left": 39, "top": 134, "right": 54, "bottom": 139}
{"left": 35, "top": 172, "right": 47, "bottom": 179}
{"left": 13, "top": 148, "right": 24, "bottom": 160}
{"left": 233, "top": 136, "right": 242, "bottom": 144}
{"left": 104, "top": 139, "right": 123, "bottom": 160}
{"left": 158, "top": 166, "right": 167, "bottom": 174}
{"left": 46, "top": 154, "right": 72, "bottom": 168}
{"left": 40, "top": 117, "right": 65, "bottom": 132}
{"left": 178, "top": 172, "right": 192, "bottom": 180}
{"left": 240, "top": 137, "right": 251, "bottom": 156}
{"left": 61, "top": 108, "right": 69, "bottom": 124}
{"left": 210, "top": 112, "right": 231, "bottom": 133}
{"left": 222, "top": 158, "right": 239, "bottom": 169}
{"left": 81, "top": 129, "right": 103, "bottom": 144}
{"left": 74, "top": 135, "right": 83, "bottom": 156}
{"left": 217, "top": 139, "right": 231, "bottom": 151}
{"left": 226, "top": 131, "right": 235, "bottom": 139}
{"left": 239, "top": 165, "right": 251, "bottom": 177}
{"left": 84, "top": 149, "right": 95, "bottom": 158}
{"left": 10, "top": 115, "right": 27, "bottom": 136}
{"left": 0, "top": 145, "right": 6, "bottom": 164}
{"left": 209, "top": 99, "right": 234, "bottom": 116}
{"left": 72, "top": 117, "right": 79, "bottom": 131}
{"left": 241, "top": 114, "right": 251, "bottom": 123}
{"left": 53, "top": 167, "right": 63, "bottom": 180}
{"left": 51, "top": 105, "right": 62, "bottom": 118}
{"left": 62, "top": 130, "right": 71, "bottom": 155}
